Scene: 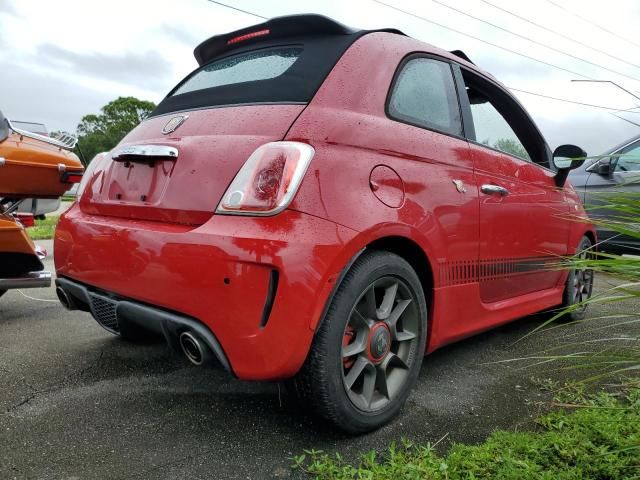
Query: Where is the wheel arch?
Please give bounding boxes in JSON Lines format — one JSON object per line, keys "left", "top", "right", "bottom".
{"left": 583, "top": 229, "right": 596, "bottom": 249}
{"left": 366, "top": 236, "right": 434, "bottom": 313}
{"left": 312, "top": 233, "right": 435, "bottom": 340}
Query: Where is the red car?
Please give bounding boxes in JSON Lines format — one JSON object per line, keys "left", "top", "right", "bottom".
{"left": 55, "top": 15, "right": 595, "bottom": 433}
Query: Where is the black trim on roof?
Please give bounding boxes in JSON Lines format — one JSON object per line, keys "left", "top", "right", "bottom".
{"left": 193, "top": 13, "right": 404, "bottom": 66}
{"left": 151, "top": 17, "right": 406, "bottom": 118}
{"left": 449, "top": 50, "right": 474, "bottom": 65}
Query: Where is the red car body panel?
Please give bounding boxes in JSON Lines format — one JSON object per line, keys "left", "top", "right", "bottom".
{"left": 80, "top": 105, "right": 306, "bottom": 225}
{"left": 55, "top": 208, "right": 359, "bottom": 380}
{"left": 55, "top": 31, "right": 594, "bottom": 380}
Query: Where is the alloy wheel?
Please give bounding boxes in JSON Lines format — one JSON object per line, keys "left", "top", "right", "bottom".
{"left": 572, "top": 248, "right": 594, "bottom": 310}
{"left": 341, "top": 276, "right": 419, "bottom": 412}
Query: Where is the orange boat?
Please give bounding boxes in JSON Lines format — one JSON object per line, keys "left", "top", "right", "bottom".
{"left": 0, "top": 109, "right": 83, "bottom": 297}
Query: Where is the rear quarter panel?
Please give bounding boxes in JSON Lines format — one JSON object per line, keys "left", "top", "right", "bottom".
{"left": 287, "top": 33, "right": 478, "bottom": 279}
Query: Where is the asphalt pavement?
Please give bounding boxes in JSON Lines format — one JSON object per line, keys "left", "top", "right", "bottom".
{"left": 1, "top": 242, "right": 637, "bottom": 479}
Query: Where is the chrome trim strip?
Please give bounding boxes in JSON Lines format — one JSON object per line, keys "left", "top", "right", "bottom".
{"left": 0, "top": 271, "right": 51, "bottom": 290}
{"left": 6, "top": 119, "right": 78, "bottom": 150}
{"left": 111, "top": 145, "right": 179, "bottom": 161}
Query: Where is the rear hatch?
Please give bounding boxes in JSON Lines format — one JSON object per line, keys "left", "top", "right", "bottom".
{"left": 80, "top": 15, "right": 364, "bottom": 225}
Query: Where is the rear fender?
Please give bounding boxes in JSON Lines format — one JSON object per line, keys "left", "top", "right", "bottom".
{"left": 308, "top": 223, "right": 436, "bottom": 333}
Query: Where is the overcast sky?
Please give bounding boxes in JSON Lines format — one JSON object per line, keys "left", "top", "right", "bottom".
{"left": 1, "top": 0, "right": 639, "bottom": 154}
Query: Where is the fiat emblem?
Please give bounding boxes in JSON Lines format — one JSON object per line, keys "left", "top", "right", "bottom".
{"left": 162, "top": 115, "right": 188, "bottom": 135}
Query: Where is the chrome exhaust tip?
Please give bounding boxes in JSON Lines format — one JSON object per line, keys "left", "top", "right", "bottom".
{"left": 56, "top": 286, "right": 75, "bottom": 310}
{"left": 179, "top": 331, "right": 207, "bottom": 366}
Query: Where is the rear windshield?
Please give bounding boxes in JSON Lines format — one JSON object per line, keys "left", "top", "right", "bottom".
{"left": 173, "top": 47, "right": 302, "bottom": 96}
{"left": 151, "top": 34, "right": 359, "bottom": 117}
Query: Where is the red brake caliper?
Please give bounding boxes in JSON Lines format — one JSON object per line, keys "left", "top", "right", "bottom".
{"left": 343, "top": 326, "right": 356, "bottom": 369}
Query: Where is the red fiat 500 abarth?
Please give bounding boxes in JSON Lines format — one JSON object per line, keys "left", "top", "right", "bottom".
{"left": 55, "top": 15, "right": 595, "bottom": 433}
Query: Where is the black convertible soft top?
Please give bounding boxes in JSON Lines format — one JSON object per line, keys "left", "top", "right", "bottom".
{"left": 151, "top": 14, "right": 473, "bottom": 118}
{"left": 152, "top": 15, "right": 405, "bottom": 117}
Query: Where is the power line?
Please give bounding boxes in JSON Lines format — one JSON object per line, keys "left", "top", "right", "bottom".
{"left": 544, "top": 0, "right": 640, "bottom": 50}
{"left": 571, "top": 79, "right": 640, "bottom": 103}
{"left": 372, "top": 0, "right": 597, "bottom": 81}
{"left": 203, "top": 0, "right": 638, "bottom": 115}
{"left": 508, "top": 87, "right": 640, "bottom": 112}
{"left": 476, "top": 0, "right": 640, "bottom": 72}
{"left": 614, "top": 106, "right": 640, "bottom": 114}
{"left": 431, "top": 0, "right": 640, "bottom": 85}
{"left": 205, "top": 0, "right": 266, "bottom": 19}
{"left": 611, "top": 113, "right": 640, "bottom": 128}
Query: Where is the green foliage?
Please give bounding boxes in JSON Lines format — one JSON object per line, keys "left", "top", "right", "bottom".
{"left": 481, "top": 138, "right": 530, "bottom": 160}
{"left": 294, "top": 391, "right": 640, "bottom": 479}
{"left": 517, "top": 192, "right": 640, "bottom": 379}
{"left": 28, "top": 215, "right": 58, "bottom": 240}
{"left": 494, "top": 138, "right": 530, "bottom": 159}
{"left": 76, "top": 96, "right": 156, "bottom": 162}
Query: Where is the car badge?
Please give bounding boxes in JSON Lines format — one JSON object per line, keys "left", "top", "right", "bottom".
{"left": 452, "top": 179, "right": 467, "bottom": 193}
{"left": 162, "top": 115, "right": 188, "bottom": 135}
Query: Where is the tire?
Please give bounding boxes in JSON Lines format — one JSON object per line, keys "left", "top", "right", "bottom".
{"left": 561, "top": 236, "right": 595, "bottom": 321}
{"left": 292, "top": 250, "right": 428, "bottom": 434}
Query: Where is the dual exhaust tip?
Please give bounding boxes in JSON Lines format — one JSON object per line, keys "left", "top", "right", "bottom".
{"left": 178, "top": 331, "right": 211, "bottom": 366}
{"left": 57, "top": 285, "right": 211, "bottom": 367}
{"left": 56, "top": 286, "right": 76, "bottom": 310}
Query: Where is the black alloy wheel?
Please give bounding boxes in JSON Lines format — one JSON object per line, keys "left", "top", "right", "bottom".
{"left": 293, "top": 250, "right": 427, "bottom": 434}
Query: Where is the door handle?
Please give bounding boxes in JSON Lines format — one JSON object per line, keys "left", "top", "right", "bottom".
{"left": 481, "top": 184, "right": 509, "bottom": 196}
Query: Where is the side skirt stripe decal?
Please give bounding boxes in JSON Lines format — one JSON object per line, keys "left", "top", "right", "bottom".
{"left": 439, "top": 256, "right": 560, "bottom": 286}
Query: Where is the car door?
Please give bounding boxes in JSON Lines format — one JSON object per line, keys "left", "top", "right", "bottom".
{"left": 455, "top": 67, "right": 570, "bottom": 303}
{"left": 584, "top": 139, "right": 640, "bottom": 247}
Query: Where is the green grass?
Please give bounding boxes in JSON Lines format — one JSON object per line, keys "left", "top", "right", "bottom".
{"left": 28, "top": 215, "right": 59, "bottom": 240}
{"left": 293, "top": 389, "right": 640, "bottom": 479}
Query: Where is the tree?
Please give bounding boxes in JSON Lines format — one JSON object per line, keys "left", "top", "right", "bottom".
{"left": 480, "top": 138, "right": 530, "bottom": 160}
{"left": 493, "top": 138, "right": 530, "bottom": 160}
{"left": 76, "top": 96, "right": 156, "bottom": 162}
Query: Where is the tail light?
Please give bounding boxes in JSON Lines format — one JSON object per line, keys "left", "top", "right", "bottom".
{"left": 61, "top": 172, "right": 83, "bottom": 184}
{"left": 15, "top": 213, "right": 35, "bottom": 228}
{"left": 217, "top": 141, "right": 314, "bottom": 216}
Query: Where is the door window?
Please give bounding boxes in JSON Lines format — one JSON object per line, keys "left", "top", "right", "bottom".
{"left": 458, "top": 69, "right": 549, "bottom": 165}
{"left": 615, "top": 141, "right": 640, "bottom": 172}
{"left": 388, "top": 57, "right": 462, "bottom": 136}
{"left": 464, "top": 85, "right": 530, "bottom": 161}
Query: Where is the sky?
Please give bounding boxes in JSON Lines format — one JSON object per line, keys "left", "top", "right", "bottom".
{"left": 1, "top": 0, "right": 639, "bottom": 154}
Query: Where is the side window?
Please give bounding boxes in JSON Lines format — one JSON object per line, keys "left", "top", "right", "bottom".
{"left": 461, "top": 72, "right": 532, "bottom": 162}
{"left": 615, "top": 141, "right": 640, "bottom": 172}
{"left": 388, "top": 57, "right": 462, "bottom": 136}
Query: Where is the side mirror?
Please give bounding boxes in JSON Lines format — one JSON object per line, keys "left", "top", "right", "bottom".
{"left": 553, "top": 144, "right": 587, "bottom": 187}
{"left": 0, "top": 110, "right": 8, "bottom": 144}
{"left": 586, "top": 158, "right": 613, "bottom": 176}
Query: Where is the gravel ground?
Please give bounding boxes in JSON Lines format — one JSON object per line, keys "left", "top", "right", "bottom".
{"left": 1, "top": 243, "right": 636, "bottom": 479}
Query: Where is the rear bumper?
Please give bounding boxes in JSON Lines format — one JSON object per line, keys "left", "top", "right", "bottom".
{"left": 56, "top": 277, "right": 232, "bottom": 371}
{"left": 54, "top": 204, "right": 358, "bottom": 380}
